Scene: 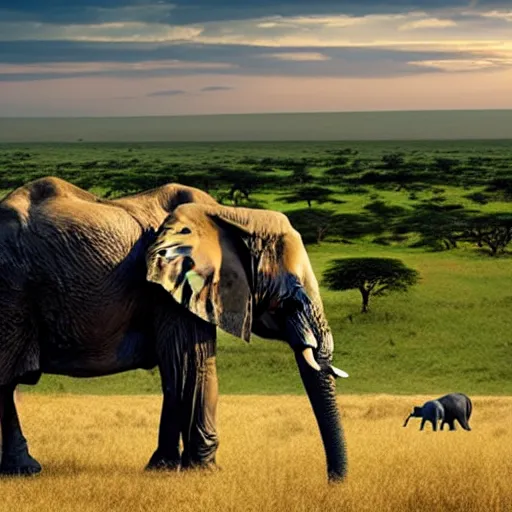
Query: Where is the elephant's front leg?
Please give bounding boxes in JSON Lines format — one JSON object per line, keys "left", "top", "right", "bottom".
{"left": 146, "top": 376, "right": 182, "bottom": 471}
{"left": 180, "top": 340, "right": 219, "bottom": 470}
{"left": 147, "top": 312, "right": 218, "bottom": 472}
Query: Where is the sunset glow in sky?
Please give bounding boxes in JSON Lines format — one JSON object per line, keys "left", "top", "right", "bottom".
{"left": 1, "top": 1, "right": 511, "bottom": 116}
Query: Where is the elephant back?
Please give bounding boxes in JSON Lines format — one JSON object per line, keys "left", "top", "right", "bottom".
{"left": 436, "top": 393, "right": 472, "bottom": 420}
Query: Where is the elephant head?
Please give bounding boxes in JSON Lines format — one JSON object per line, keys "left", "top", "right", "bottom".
{"left": 146, "top": 203, "right": 348, "bottom": 482}
{"left": 403, "top": 406, "right": 423, "bottom": 427}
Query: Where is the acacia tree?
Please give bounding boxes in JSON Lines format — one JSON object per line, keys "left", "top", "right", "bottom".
{"left": 463, "top": 213, "right": 512, "bottom": 256}
{"left": 216, "top": 170, "right": 267, "bottom": 205}
{"left": 291, "top": 165, "right": 314, "bottom": 185}
{"left": 286, "top": 208, "right": 337, "bottom": 244}
{"left": 363, "top": 199, "right": 406, "bottom": 233}
{"left": 322, "top": 257, "right": 420, "bottom": 313}
{"left": 281, "top": 185, "right": 342, "bottom": 208}
{"left": 394, "top": 203, "right": 471, "bottom": 251}
{"left": 286, "top": 209, "right": 375, "bottom": 244}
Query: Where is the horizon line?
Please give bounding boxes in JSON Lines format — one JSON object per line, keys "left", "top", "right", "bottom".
{"left": 2, "top": 108, "right": 512, "bottom": 120}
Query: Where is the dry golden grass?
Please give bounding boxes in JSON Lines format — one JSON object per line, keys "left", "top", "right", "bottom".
{"left": 3, "top": 394, "right": 512, "bottom": 512}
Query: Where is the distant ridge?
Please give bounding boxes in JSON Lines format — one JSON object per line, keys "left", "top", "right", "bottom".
{"left": 1, "top": 110, "right": 512, "bottom": 142}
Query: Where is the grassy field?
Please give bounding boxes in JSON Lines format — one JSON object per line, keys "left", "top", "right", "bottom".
{"left": 1, "top": 140, "right": 511, "bottom": 395}
{"left": 3, "top": 394, "right": 511, "bottom": 512}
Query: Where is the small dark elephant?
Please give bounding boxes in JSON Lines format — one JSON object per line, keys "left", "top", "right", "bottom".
{"left": 403, "top": 400, "right": 444, "bottom": 431}
{"left": 403, "top": 393, "right": 472, "bottom": 432}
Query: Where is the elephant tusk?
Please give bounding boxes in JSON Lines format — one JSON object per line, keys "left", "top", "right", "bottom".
{"left": 163, "top": 247, "right": 179, "bottom": 260}
{"left": 302, "top": 348, "right": 321, "bottom": 372}
{"left": 329, "top": 365, "right": 349, "bottom": 379}
{"left": 156, "top": 244, "right": 182, "bottom": 262}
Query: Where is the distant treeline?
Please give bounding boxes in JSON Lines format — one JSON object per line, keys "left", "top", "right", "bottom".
{"left": 1, "top": 144, "right": 512, "bottom": 255}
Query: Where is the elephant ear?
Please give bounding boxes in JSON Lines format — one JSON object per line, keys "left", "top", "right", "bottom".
{"left": 146, "top": 204, "right": 253, "bottom": 341}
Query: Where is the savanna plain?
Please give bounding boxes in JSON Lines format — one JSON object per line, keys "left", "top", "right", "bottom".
{"left": 1, "top": 139, "right": 512, "bottom": 511}
{"left": 4, "top": 394, "right": 512, "bottom": 512}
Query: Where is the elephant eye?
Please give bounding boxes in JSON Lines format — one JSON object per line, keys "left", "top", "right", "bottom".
{"left": 178, "top": 227, "right": 191, "bottom": 235}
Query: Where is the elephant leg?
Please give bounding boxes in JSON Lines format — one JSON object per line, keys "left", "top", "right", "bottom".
{"left": 0, "top": 384, "right": 41, "bottom": 476}
{"left": 440, "top": 421, "right": 445, "bottom": 431}
{"left": 420, "top": 419, "right": 426, "bottom": 431}
{"left": 432, "top": 420, "right": 437, "bottom": 432}
{"left": 448, "top": 420, "right": 456, "bottom": 431}
{"left": 145, "top": 338, "right": 185, "bottom": 471}
{"left": 146, "top": 383, "right": 182, "bottom": 471}
{"left": 180, "top": 339, "right": 219, "bottom": 470}
{"left": 147, "top": 307, "right": 218, "bottom": 472}
{"left": 457, "top": 416, "right": 471, "bottom": 431}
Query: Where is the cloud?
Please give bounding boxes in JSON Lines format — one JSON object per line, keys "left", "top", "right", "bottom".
{"left": 265, "top": 52, "right": 330, "bottom": 61}
{"left": 191, "top": 11, "right": 502, "bottom": 49}
{"left": 409, "top": 57, "right": 512, "bottom": 72}
{"left": 480, "top": 10, "right": 512, "bottom": 21}
{"left": 1, "top": 2, "right": 512, "bottom": 85}
{"left": 0, "top": 8, "right": 509, "bottom": 55}
{"left": 0, "top": 60, "right": 235, "bottom": 75}
{"left": 2, "top": 41, "right": 511, "bottom": 83}
{"left": 255, "top": 14, "right": 371, "bottom": 28}
{"left": 0, "top": 47, "right": 456, "bottom": 81}
{"left": 0, "top": 20, "right": 203, "bottom": 43}
{"left": 399, "top": 17, "right": 457, "bottom": 30}
{"left": 147, "top": 88, "right": 187, "bottom": 97}
{"left": 6, "top": 1, "right": 511, "bottom": 24}
{"left": 200, "top": 85, "right": 233, "bottom": 91}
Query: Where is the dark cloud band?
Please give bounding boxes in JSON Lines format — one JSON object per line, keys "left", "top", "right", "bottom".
{"left": 0, "top": 41, "right": 470, "bottom": 81}
{"left": 1, "top": 1, "right": 510, "bottom": 25}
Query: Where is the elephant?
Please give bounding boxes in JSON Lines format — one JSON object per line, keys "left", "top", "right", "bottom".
{"left": 0, "top": 176, "right": 349, "bottom": 482}
{"left": 438, "top": 393, "right": 472, "bottom": 431}
{"left": 403, "top": 393, "right": 472, "bottom": 431}
{"left": 403, "top": 400, "right": 444, "bottom": 431}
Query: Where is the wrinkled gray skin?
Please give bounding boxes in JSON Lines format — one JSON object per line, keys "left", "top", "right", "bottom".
{"left": 403, "top": 400, "right": 444, "bottom": 431}
{"left": 404, "top": 393, "right": 472, "bottom": 431}
{"left": 0, "top": 177, "right": 348, "bottom": 482}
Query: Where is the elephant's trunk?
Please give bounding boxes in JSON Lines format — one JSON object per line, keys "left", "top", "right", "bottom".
{"left": 262, "top": 273, "right": 348, "bottom": 482}
{"left": 284, "top": 283, "right": 348, "bottom": 482}
{"left": 295, "top": 352, "right": 347, "bottom": 482}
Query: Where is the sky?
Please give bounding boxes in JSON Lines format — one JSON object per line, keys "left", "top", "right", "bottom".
{"left": 0, "top": 0, "right": 511, "bottom": 116}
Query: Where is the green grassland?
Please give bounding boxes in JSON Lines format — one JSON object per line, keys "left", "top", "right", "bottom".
{"left": 1, "top": 140, "right": 511, "bottom": 395}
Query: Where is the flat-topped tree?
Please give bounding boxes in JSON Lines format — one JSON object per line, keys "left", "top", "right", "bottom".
{"left": 281, "top": 185, "right": 342, "bottom": 208}
{"left": 463, "top": 213, "right": 512, "bottom": 256}
{"left": 286, "top": 208, "right": 337, "bottom": 244}
{"left": 322, "top": 257, "right": 420, "bottom": 313}
{"left": 286, "top": 209, "right": 377, "bottom": 245}
{"left": 395, "top": 202, "right": 472, "bottom": 251}
{"left": 291, "top": 165, "right": 314, "bottom": 185}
